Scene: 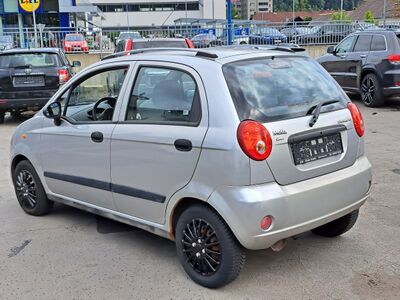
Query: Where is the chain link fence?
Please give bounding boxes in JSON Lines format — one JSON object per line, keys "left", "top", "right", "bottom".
{"left": 1, "top": 20, "right": 400, "bottom": 53}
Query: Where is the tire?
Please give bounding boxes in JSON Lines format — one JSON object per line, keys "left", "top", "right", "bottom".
{"left": 361, "top": 73, "right": 385, "bottom": 107}
{"left": 13, "top": 160, "right": 53, "bottom": 216}
{"left": 0, "top": 110, "right": 5, "bottom": 124}
{"left": 175, "top": 205, "right": 246, "bottom": 288}
{"left": 311, "top": 209, "right": 359, "bottom": 238}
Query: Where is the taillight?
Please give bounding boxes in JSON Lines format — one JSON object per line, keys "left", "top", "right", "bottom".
{"left": 388, "top": 54, "right": 400, "bottom": 64}
{"left": 124, "top": 39, "right": 133, "bottom": 53}
{"left": 237, "top": 120, "right": 272, "bottom": 161}
{"left": 185, "top": 38, "right": 194, "bottom": 48}
{"left": 58, "top": 69, "right": 69, "bottom": 85}
{"left": 347, "top": 103, "right": 365, "bottom": 137}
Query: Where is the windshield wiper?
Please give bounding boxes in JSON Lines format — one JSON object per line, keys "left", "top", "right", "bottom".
{"left": 307, "top": 100, "right": 340, "bottom": 127}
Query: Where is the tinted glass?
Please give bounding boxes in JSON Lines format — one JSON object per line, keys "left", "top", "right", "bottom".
{"left": 119, "top": 32, "right": 141, "bottom": 40}
{"left": 63, "top": 68, "right": 128, "bottom": 122}
{"left": 132, "top": 40, "right": 188, "bottom": 49}
{"left": 335, "top": 36, "right": 356, "bottom": 53}
{"left": 353, "top": 35, "right": 372, "bottom": 52}
{"left": 65, "top": 34, "right": 85, "bottom": 41}
{"left": 0, "top": 53, "right": 61, "bottom": 68}
{"left": 371, "top": 35, "right": 386, "bottom": 51}
{"left": 223, "top": 57, "right": 347, "bottom": 123}
{"left": 126, "top": 67, "right": 200, "bottom": 124}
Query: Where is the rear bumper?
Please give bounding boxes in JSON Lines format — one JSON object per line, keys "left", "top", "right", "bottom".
{"left": 383, "top": 86, "right": 400, "bottom": 98}
{"left": 208, "top": 156, "right": 372, "bottom": 250}
{"left": 0, "top": 90, "right": 56, "bottom": 110}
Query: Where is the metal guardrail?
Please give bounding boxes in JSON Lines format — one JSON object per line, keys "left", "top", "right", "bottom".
{"left": 0, "top": 20, "right": 399, "bottom": 53}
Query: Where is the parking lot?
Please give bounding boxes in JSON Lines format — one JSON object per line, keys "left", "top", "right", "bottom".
{"left": 0, "top": 97, "right": 399, "bottom": 299}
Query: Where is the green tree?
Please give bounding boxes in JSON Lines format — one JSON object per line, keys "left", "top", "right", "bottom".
{"left": 364, "top": 10, "right": 375, "bottom": 23}
{"left": 232, "top": 6, "right": 240, "bottom": 19}
{"left": 331, "top": 11, "right": 352, "bottom": 22}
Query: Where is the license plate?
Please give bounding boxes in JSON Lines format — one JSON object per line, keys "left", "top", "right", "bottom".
{"left": 13, "top": 75, "right": 45, "bottom": 87}
{"left": 290, "top": 133, "right": 343, "bottom": 165}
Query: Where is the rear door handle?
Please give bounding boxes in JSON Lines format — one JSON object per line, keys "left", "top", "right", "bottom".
{"left": 339, "top": 55, "right": 347, "bottom": 59}
{"left": 360, "top": 54, "right": 367, "bottom": 58}
{"left": 174, "top": 139, "right": 192, "bottom": 152}
{"left": 91, "top": 131, "right": 104, "bottom": 143}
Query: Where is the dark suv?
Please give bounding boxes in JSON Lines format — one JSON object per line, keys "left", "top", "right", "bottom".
{"left": 0, "top": 48, "right": 80, "bottom": 123}
{"left": 318, "top": 30, "right": 400, "bottom": 107}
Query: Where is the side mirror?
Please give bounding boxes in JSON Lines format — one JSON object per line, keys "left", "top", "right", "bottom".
{"left": 72, "top": 60, "right": 81, "bottom": 68}
{"left": 327, "top": 46, "right": 335, "bottom": 54}
{"left": 46, "top": 102, "right": 62, "bottom": 126}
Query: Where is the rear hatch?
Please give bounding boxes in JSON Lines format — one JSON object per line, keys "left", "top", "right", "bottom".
{"left": 223, "top": 55, "right": 359, "bottom": 185}
{"left": 0, "top": 52, "right": 61, "bottom": 96}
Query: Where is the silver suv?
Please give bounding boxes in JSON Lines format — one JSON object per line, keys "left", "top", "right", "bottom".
{"left": 10, "top": 48, "right": 372, "bottom": 288}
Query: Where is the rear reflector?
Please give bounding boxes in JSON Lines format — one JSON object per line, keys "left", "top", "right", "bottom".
{"left": 260, "top": 215, "right": 273, "bottom": 230}
{"left": 237, "top": 120, "right": 272, "bottom": 161}
{"left": 58, "top": 69, "right": 69, "bottom": 85}
{"left": 348, "top": 103, "right": 365, "bottom": 137}
{"left": 388, "top": 54, "right": 400, "bottom": 64}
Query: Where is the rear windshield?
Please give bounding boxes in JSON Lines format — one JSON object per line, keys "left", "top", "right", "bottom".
{"left": 0, "top": 53, "right": 61, "bottom": 68}
{"left": 119, "top": 32, "right": 141, "bottom": 40}
{"left": 133, "top": 40, "right": 188, "bottom": 49}
{"left": 65, "top": 35, "right": 85, "bottom": 41}
{"left": 223, "top": 56, "right": 348, "bottom": 123}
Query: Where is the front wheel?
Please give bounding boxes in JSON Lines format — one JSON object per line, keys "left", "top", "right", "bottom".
{"left": 175, "top": 205, "right": 245, "bottom": 288}
{"left": 312, "top": 209, "right": 359, "bottom": 237}
{"left": 13, "top": 160, "right": 53, "bottom": 216}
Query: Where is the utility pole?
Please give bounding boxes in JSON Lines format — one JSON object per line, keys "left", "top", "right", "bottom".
{"left": 292, "top": 0, "right": 295, "bottom": 29}
{"left": 340, "top": 0, "right": 344, "bottom": 23}
{"left": 383, "top": 0, "right": 388, "bottom": 27}
{"left": 227, "top": 0, "right": 232, "bottom": 45}
{"left": 32, "top": 0, "right": 38, "bottom": 48}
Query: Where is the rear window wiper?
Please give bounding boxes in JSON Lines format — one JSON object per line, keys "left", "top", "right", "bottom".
{"left": 307, "top": 100, "right": 341, "bottom": 127}
{"left": 12, "top": 64, "right": 32, "bottom": 69}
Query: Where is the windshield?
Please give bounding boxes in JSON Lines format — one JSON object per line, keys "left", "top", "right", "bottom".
{"left": 0, "top": 53, "right": 61, "bottom": 68}
{"left": 254, "top": 28, "right": 281, "bottom": 35}
{"left": 0, "top": 36, "right": 12, "bottom": 43}
{"left": 297, "top": 27, "right": 311, "bottom": 34}
{"left": 132, "top": 40, "right": 188, "bottom": 49}
{"left": 223, "top": 57, "right": 348, "bottom": 122}
{"left": 65, "top": 34, "right": 85, "bottom": 41}
{"left": 310, "top": 26, "right": 321, "bottom": 33}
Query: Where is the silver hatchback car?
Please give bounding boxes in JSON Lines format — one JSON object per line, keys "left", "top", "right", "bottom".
{"left": 10, "top": 48, "right": 372, "bottom": 288}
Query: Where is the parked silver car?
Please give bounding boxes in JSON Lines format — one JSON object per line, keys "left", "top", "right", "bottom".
{"left": 10, "top": 48, "right": 372, "bottom": 288}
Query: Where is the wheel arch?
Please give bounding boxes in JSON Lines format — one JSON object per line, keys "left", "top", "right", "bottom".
{"left": 11, "top": 154, "right": 30, "bottom": 173}
{"left": 359, "top": 67, "right": 381, "bottom": 88}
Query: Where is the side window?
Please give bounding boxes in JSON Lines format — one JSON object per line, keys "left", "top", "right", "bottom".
{"left": 63, "top": 68, "right": 128, "bottom": 122}
{"left": 126, "top": 67, "right": 200, "bottom": 124}
{"left": 353, "top": 35, "right": 372, "bottom": 52}
{"left": 335, "top": 36, "right": 356, "bottom": 53}
{"left": 371, "top": 35, "right": 386, "bottom": 51}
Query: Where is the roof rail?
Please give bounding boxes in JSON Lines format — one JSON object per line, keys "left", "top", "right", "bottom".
{"left": 228, "top": 44, "right": 306, "bottom": 53}
{"left": 102, "top": 48, "right": 218, "bottom": 61}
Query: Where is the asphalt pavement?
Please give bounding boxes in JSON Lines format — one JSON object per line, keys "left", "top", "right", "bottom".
{"left": 0, "top": 98, "right": 399, "bottom": 299}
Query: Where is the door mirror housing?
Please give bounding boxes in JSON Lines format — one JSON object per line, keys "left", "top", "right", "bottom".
{"left": 72, "top": 60, "right": 81, "bottom": 68}
{"left": 327, "top": 46, "right": 335, "bottom": 54}
{"left": 46, "top": 102, "right": 62, "bottom": 126}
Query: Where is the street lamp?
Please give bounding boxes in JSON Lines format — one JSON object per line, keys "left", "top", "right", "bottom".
{"left": 383, "top": 0, "right": 388, "bottom": 27}
{"left": 340, "top": 0, "right": 344, "bottom": 23}
{"left": 32, "top": 0, "right": 38, "bottom": 48}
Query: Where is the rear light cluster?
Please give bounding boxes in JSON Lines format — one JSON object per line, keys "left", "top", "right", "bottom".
{"left": 388, "top": 54, "right": 400, "bottom": 64}
{"left": 347, "top": 103, "right": 365, "bottom": 137}
{"left": 185, "top": 38, "right": 194, "bottom": 48}
{"left": 124, "top": 39, "right": 133, "bottom": 54}
{"left": 237, "top": 120, "right": 272, "bottom": 161}
{"left": 58, "top": 69, "right": 69, "bottom": 85}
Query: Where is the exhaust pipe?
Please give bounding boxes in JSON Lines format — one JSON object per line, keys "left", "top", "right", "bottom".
{"left": 271, "top": 239, "right": 287, "bottom": 252}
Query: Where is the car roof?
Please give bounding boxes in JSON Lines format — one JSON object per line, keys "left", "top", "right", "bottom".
{"left": 0, "top": 47, "right": 60, "bottom": 55}
{"left": 131, "top": 38, "right": 187, "bottom": 42}
{"left": 103, "top": 46, "right": 305, "bottom": 65}
{"left": 355, "top": 29, "right": 395, "bottom": 35}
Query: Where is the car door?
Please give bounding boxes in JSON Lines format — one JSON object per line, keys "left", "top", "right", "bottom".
{"left": 321, "top": 35, "right": 357, "bottom": 88}
{"left": 39, "top": 63, "right": 132, "bottom": 210}
{"left": 345, "top": 34, "right": 372, "bottom": 90}
{"left": 110, "top": 62, "right": 208, "bottom": 224}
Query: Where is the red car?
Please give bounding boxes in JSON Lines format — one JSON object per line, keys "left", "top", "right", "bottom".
{"left": 63, "top": 34, "right": 89, "bottom": 53}
{"left": 115, "top": 38, "right": 194, "bottom": 53}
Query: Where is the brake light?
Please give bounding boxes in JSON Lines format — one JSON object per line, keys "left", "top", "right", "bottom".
{"left": 237, "top": 120, "right": 272, "bottom": 161}
{"left": 185, "top": 38, "right": 194, "bottom": 48}
{"left": 58, "top": 69, "right": 69, "bottom": 85}
{"left": 388, "top": 54, "right": 400, "bottom": 64}
{"left": 124, "top": 39, "right": 133, "bottom": 55}
{"left": 347, "top": 103, "right": 365, "bottom": 137}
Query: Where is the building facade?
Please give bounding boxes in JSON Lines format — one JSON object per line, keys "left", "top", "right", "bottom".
{"left": 237, "top": 0, "right": 273, "bottom": 20}
{"left": 89, "top": 0, "right": 226, "bottom": 29}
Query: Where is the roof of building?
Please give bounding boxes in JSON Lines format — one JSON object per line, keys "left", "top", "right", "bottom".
{"left": 253, "top": 11, "right": 335, "bottom": 23}
{"left": 348, "top": 0, "right": 399, "bottom": 20}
